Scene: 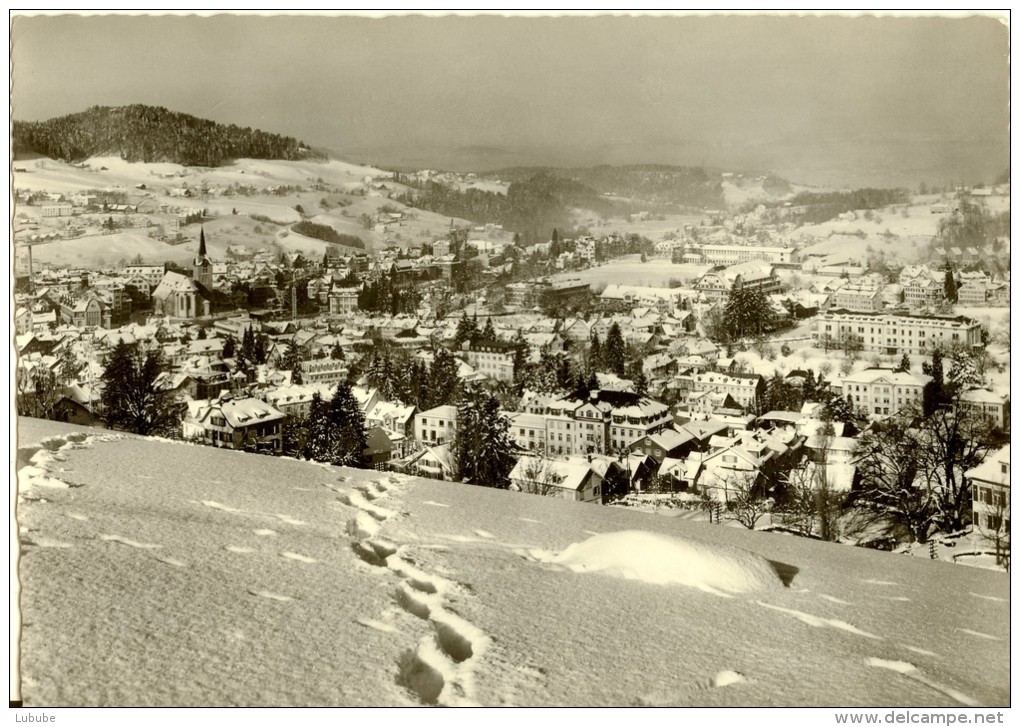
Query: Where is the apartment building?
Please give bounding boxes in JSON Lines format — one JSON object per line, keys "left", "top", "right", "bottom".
{"left": 814, "top": 310, "right": 983, "bottom": 355}
{"left": 840, "top": 368, "right": 930, "bottom": 419}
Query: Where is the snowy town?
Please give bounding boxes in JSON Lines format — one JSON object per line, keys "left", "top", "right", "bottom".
{"left": 14, "top": 173, "right": 1011, "bottom": 568}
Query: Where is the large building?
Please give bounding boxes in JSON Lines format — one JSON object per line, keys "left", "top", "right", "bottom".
{"left": 813, "top": 310, "right": 983, "bottom": 355}
{"left": 696, "top": 244, "right": 799, "bottom": 266}
{"left": 152, "top": 271, "right": 211, "bottom": 319}
{"left": 464, "top": 340, "right": 516, "bottom": 383}
{"left": 840, "top": 368, "right": 930, "bottom": 419}
{"left": 695, "top": 261, "right": 782, "bottom": 301}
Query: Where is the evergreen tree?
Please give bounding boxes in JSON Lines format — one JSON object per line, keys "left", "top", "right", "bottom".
{"left": 254, "top": 333, "right": 269, "bottom": 365}
{"left": 222, "top": 334, "right": 236, "bottom": 360}
{"left": 589, "top": 330, "right": 602, "bottom": 371}
{"left": 633, "top": 369, "right": 650, "bottom": 398}
{"left": 331, "top": 343, "right": 346, "bottom": 361}
{"left": 802, "top": 369, "right": 819, "bottom": 402}
{"left": 943, "top": 263, "right": 958, "bottom": 304}
{"left": 302, "top": 392, "right": 332, "bottom": 462}
{"left": 454, "top": 312, "right": 479, "bottom": 348}
{"left": 724, "top": 284, "right": 775, "bottom": 339}
{"left": 425, "top": 348, "right": 461, "bottom": 409}
{"left": 898, "top": 352, "right": 911, "bottom": 373}
{"left": 481, "top": 317, "right": 497, "bottom": 341}
{"left": 511, "top": 329, "right": 530, "bottom": 384}
{"left": 196, "top": 327, "right": 207, "bottom": 340}
{"left": 603, "top": 323, "right": 627, "bottom": 377}
{"left": 454, "top": 387, "right": 517, "bottom": 488}
{"left": 100, "top": 341, "right": 178, "bottom": 436}
{"left": 327, "top": 381, "right": 368, "bottom": 468}
{"left": 281, "top": 343, "right": 303, "bottom": 385}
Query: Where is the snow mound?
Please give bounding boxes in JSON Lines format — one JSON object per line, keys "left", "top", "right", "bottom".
{"left": 541, "top": 530, "right": 784, "bottom": 594}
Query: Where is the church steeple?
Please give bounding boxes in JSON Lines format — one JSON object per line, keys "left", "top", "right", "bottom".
{"left": 193, "top": 226, "right": 213, "bottom": 290}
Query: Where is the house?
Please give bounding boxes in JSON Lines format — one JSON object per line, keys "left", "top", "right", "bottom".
{"left": 509, "top": 456, "right": 604, "bottom": 503}
{"left": 958, "top": 389, "right": 1010, "bottom": 430}
{"left": 410, "top": 443, "right": 456, "bottom": 480}
{"left": 628, "top": 427, "right": 700, "bottom": 464}
{"left": 183, "top": 396, "right": 285, "bottom": 453}
{"left": 966, "top": 444, "right": 1010, "bottom": 552}
{"left": 363, "top": 426, "right": 395, "bottom": 470}
{"left": 414, "top": 405, "right": 458, "bottom": 446}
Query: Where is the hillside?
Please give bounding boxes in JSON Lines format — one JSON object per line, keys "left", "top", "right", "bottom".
{"left": 487, "top": 164, "right": 727, "bottom": 212}
{"left": 13, "top": 105, "right": 320, "bottom": 166}
{"left": 14, "top": 418, "right": 1009, "bottom": 708}
{"left": 399, "top": 171, "right": 615, "bottom": 234}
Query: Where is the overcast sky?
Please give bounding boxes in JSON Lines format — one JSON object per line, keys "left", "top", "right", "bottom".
{"left": 10, "top": 12, "right": 1010, "bottom": 181}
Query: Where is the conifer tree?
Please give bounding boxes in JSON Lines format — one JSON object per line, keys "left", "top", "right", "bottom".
{"left": 327, "top": 381, "right": 368, "bottom": 468}
{"left": 481, "top": 317, "right": 497, "bottom": 341}
{"left": 281, "top": 342, "right": 303, "bottom": 385}
{"left": 100, "top": 341, "right": 178, "bottom": 436}
{"left": 454, "top": 386, "right": 517, "bottom": 488}
{"left": 302, "top": 392, "right": 332, "bottom": 462}
{"left": 589, "top": 330, "right": 602, "bottom": 371}
{"left": 425, "top": 348, "right": 461, "bottom": 409}
{"left": 222, "top": 335, "right": 236, "bottom": 360}
{"left": 604, "top": 323, "right": 627, "bottom": 377}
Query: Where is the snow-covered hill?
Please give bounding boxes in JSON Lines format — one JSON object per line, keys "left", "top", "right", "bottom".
{"left": 13, "top": 418, "right": 1009, "bottom": 707}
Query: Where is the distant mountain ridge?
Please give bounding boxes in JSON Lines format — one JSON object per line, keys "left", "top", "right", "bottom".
{"left": 13, "top": 105, "right": 322, "bottom": 167}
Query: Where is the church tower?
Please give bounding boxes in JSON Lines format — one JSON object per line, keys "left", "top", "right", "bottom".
{"left": 192, "top": 227, "right": 213, "bottom": 290}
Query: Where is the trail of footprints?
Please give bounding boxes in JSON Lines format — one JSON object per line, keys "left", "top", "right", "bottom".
{"left": 341, "top": 476, "right": 490, "bottom": 706}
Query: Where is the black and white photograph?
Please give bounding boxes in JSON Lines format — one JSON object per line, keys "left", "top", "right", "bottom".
{"left": 9, "top": 10, "right": 1011, "bottom": 716}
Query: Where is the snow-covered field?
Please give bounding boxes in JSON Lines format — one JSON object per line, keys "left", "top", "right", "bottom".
{"left": 13, "top": 418, "right": 1009, "bottom": 707}
{"left": 548, "top": 256, "right": 710, "bottom": 289}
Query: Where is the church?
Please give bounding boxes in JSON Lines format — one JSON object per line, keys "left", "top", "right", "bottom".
{"left": 151, "top": 227, "right": 213, "bottom": 319}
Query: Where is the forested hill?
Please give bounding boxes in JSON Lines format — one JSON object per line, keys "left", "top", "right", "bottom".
{"left": 13, "top": 105, "right": 322, "bottom": 166}
{"left": 398, "top": 171, "right": 615, "bottom": 235}
{"left": 488, "top": 164, "right": 725, "bottom": 211}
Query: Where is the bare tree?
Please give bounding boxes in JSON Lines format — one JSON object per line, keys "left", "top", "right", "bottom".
{"left": 727, "top": 470, "right": 771, "bottom": 530}
{"left": 515, "top": 456, "right": 566, "bottom": 497}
